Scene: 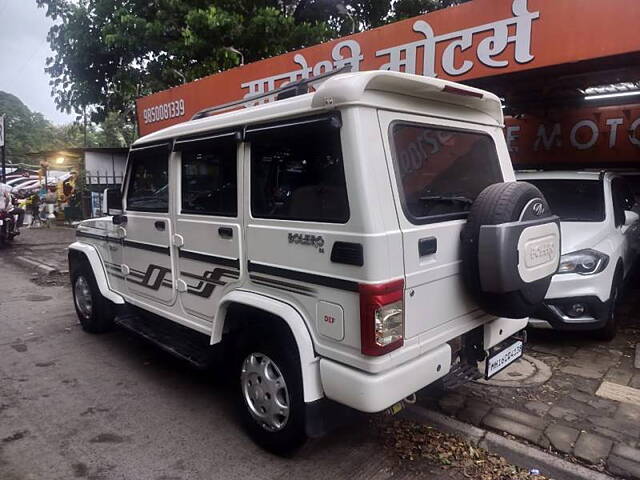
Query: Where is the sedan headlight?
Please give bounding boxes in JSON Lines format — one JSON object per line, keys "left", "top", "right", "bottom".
{"left": 557, "top": 249, "right": 609, "bottom": 275}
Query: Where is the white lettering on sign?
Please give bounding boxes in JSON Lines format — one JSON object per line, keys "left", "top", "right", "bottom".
{"left": 239, "top": 0, "right": 539, "bottom": 102}
{"left": 534, "top": 123, "right": 562, "bottom": 151}
{"left": 506, "top": 125, "right": 521, "bottom": 153}
{"left": 143, "top": 99, "right": 186, "bottom": 124}
{"left": 241, "top": 40, "right": 363, "bottom": 105}
{"left": 630, "top": 117, "right": 640, "bottom": 147}
{"left": 606, "top": 118, "right": 623, "bottom": 148}
{"left": 376, "top": 0, "right": 538, "bottom": 77}
{"left": 570, "top": 119, "right": 599, "bottom": 150}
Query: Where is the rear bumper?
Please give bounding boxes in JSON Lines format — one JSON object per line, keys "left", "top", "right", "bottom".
{"left": 318, "top": 316, "right": 526, "bottom": 413}
{"left": 319, "top": 343, "right": 451, "bottom": 413}
{"left": 529, "top": 295, "right": 610, "bottom": 331}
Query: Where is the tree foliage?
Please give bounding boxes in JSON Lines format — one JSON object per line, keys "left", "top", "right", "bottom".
{"left": 37, "top": 0, "right": 470, "bottom": 123}
{"left": 0, "top": 91, "right": 136, "bottom": 166}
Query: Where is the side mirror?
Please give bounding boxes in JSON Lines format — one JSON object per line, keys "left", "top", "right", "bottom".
{"left": 624, "top": 210, "right": 639, "bottom": 227}
{"left": 102, "top": 187, "right": 123, "bottom": 216}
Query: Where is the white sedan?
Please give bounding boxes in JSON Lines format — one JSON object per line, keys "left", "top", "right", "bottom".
{"left": 517, "top": 171, "right": 640, "bottom": 340}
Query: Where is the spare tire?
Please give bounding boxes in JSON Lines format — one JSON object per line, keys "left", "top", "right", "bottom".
{"left": 461, "top": 182, "right": 560, "bottom": 319}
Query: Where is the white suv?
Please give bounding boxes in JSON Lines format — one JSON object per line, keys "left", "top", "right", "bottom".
{"left": 517, "top": 170, "right": 640, "bottom": 339}
{"left": 68, "top": 71, "right": 560, "bottom": 453}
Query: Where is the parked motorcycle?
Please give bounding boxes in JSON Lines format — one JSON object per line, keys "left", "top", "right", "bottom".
{"left": 0, "top": 210, "right": 18, "bottom": 246}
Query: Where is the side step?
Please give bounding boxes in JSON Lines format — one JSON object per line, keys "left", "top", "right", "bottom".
{"left": 441, "top": 361, "right": 482, "bottom": 390}
{"left": 114, "top": 313, "right": 217, "bottom": 369}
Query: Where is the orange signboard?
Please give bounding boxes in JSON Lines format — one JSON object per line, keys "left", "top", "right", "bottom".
{"left": 136, "top": 0, "right": 640, "bottom": 136}
{"left": 506, "top": 104, "right": 640, "bottom": 165}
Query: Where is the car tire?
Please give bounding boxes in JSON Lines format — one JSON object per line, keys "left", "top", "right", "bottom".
{"left": 71, "top": 263, "right": 115, "bottom": 334}
{"left": 461, "top": 182, "right": 558, "bottom": 319}
{"left": 593, "top": 280, "right": 620, "bottom": 341}
{"left": 235, "top": 325, "right": 307, "bottom": 455}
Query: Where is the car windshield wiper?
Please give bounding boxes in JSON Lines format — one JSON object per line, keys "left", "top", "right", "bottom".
{"left": 419, "top": 194, "right": 473, "bottom": 205}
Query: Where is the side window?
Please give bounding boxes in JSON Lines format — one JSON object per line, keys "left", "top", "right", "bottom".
{"left": 389, "top": 123, "right": 503, "bottom": 224}
{"left": 611, "top": 178, "right": 634, "bottom": 227}
{"left": 249, "top": 117, "right": 349, "bottom": 223}
{"left": 126, "top": 147, "right": 169, "bottom": 212}
{"left": 181, "top": 139, "right": 237, "bottom": 216}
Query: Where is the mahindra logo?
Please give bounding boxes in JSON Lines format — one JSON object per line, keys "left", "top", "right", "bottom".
{"left": 532, "top": 202, "right": 545, "bottom": 216}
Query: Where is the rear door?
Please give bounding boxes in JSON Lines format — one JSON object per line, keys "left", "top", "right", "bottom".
{"left": 378, "top": 111, "right": 505, "bottom": 339}
{"left": 122, "top": 143, "right": 175, "bottom": 305}
{"left": 172, "top": 132, "right": 243, "bottom": 324}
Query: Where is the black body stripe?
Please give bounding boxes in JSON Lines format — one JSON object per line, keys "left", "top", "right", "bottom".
{"left": 247, "top": 261, "right": 359, "bottom": 292}
{"left": 179, "top": 249, "right": 240, "bottom": 269}
{"left": 250, "top": 274, "right": 316, "bottom": 294}
{"left": 76, "top": 231, "right": 121, "bottom": 244}
{"left": 251, "top": 280, "right": 316, "bottom": 297}
{"left": 123, "top": 239, "right": 170, "bottom": 255}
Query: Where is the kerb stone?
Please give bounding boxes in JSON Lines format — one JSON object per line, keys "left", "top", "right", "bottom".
{"left": 456, "top": 399, "right": 491, "bottom": 426}
{"left": 482, "top": 413, "right": 543, "bottom": 445}
{"left": 607, "top": 455, "right": 640, "bottom": 480}
{"left": 573, "top": 432, "right": 613, "bottom": 465}
{"left": 492, "top": 407, "right": 547, "bottom": 430}
{"left": 544, "top": 424, "right": 580, "bottom": 454}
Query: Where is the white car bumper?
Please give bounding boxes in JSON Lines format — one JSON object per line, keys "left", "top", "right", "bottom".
{"left": 318, "top": 317, "right": 526, "bottom": 412}
{"left": 529, "top": 267, "right": 615, "bottom": 330}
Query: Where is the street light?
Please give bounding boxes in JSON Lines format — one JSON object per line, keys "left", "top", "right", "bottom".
{"left": 224, "top": 46, "right": 245, "bottom": 66}
{"left": 56, "top": 156, "right": 65, "bottom": 165}
{"left": 336, "top": 4, "right": 356, "bottom": 34}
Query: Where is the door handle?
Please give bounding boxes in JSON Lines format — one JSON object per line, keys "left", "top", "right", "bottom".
{"left": 418, "top": 237, "right": 437, "bottom": 257}
{"left": 218, "top": 227, "right": 233, "bottom": 239}
{"left": 112, "top": 214, "right": 127, "bottom": 226}
{"left": 154, "top": 221, "right": 166, "bottom": 231}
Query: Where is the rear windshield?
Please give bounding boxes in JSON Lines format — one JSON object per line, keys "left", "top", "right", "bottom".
{"left": 525, "top": 179, "right": 605, "bottom": 222}
{"left": 390, "top": 123, "right": 503, "bottom": 224}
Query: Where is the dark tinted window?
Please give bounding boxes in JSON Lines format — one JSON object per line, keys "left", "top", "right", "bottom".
{"left": 611, "top": 177, "right": 635, "bottom": 227}
{"left": 126, "top": 147, "right": 169, "bottom": 212}
{"left": 250, "top": 118, "right": 349, "bottom": 223}
{"left": 181, "top": 140, "right": 237, "bottom": 216}
{"left": 526, "top": 179, "right": 605, "bottom": 222}
{"left": 390, "top": 124, "right": 503, "bottom": 223}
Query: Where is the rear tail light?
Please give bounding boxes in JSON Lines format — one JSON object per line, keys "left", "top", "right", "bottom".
{"left": 359, "top": 279, "right": 404, "bottom": 356}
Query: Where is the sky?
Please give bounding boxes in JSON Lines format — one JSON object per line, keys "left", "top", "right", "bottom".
{"left": 0, "top": 0, "right": 75, "bottom": 125}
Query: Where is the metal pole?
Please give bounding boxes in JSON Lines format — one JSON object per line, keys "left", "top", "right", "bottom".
{"left": 1, "top": 114, "right": 6, "bottom": 182}
{"left": 1, "top": 146, "right": 5, "bottom": 183}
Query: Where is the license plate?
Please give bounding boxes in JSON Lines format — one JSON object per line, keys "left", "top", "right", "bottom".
{"left": 485, "top": 340, "right": 523, "bottom": 379}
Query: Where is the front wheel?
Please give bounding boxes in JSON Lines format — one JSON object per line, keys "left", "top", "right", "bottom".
{"left": 236, "top": 328, "right": 307, "bottom": 455}
{"left": 71, "top": 264, "right": 115, "bottom": 333}
{"left": 593, "top": 283, "right": 620, "bottom": 341}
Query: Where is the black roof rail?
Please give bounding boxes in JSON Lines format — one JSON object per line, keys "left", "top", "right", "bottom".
{"left": 191, "top": 65, "right": 352, "bottom": 121}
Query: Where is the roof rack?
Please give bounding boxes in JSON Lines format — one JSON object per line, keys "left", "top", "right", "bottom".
{"left": 191, "top": 65, "right": 352, "bottom": 121}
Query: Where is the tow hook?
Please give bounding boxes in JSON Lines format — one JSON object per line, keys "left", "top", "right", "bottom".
{"left": 385, "top": 393, "right": 417, "bottom": 416}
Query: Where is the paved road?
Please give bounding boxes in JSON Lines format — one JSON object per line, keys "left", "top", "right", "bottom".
{"left": 0, "top": 256, "right": 465, "bottom": 480}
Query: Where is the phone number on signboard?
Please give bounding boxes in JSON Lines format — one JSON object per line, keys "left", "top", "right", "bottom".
{"left": 143, "top": 99, "right": 186, "bottom": 124}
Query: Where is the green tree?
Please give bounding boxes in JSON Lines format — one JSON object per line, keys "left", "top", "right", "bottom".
{"left": 0, "top": 91, "right": 136, "bottom": 167}
{"left": 0, "top": 91, "right": 58, "bottom": 165}
{"left": 37, "top": 0, "right": 469, "bottom": 125}
{"left": 95, "top": 111, "right": 137, "bottom": 147}
{"left": 36, "top": 0, "right": 335, "bottom": 124}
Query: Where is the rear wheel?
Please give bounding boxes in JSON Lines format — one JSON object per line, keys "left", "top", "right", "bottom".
{"left": 71, "top": 264, "right": 115, "bottom": 333}
{"left": 236, "top": 326, "right": 306, "bottom": 455}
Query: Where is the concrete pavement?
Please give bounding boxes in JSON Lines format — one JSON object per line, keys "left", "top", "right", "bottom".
{"left": 0, "top": 259, "right": 399, "bottom": 480}
{"left": 1, "top": 251, "right": 503, "bottom": 480}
